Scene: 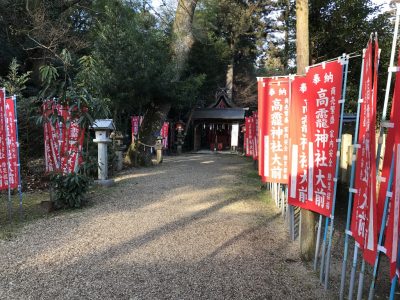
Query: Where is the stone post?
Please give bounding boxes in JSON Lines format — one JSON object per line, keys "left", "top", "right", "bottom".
{"left": 155, "top": 136, "right": 163, "bottom": 164}
{"left": 340, "top": 133, "right": 352, "bottom": 183}
{"left": 92, "top": 119, "right": 115, "bottom": 186}
{"left": 113, "top": 132, "right": 124, "bottom": 172}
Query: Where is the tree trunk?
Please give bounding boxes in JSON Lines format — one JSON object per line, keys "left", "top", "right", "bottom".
{"left": 125, "top": 103, "right": 171, "bottom": 166}
{"left": 126, "top": 0, "right": 198, "bottom": 165}
{"left": 226, "top": 63, "right": 233, "bottom": 100}
{"left": 296, "top": 0, "right": 309, "bottom": 75}
{"left": 296, "top": 0, "right": 315, "bottom": 262}
{"left": 171, "top": 0, "right": 198, "bottom": 82}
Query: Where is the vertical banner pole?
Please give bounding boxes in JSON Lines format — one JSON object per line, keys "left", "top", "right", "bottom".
{"left": 281, "top": 184, "right": 285, "bottom": 217}
{"left": 324, "top": 55, "right": 350, "bottom": 289}
{"left": 382, "top": 4, "right": 400, "bottom": 123}
{"left": 356, "top": 34, "right": 380, "bottom": 300}
{"left": 314, "top": 214, "right": 323, "bottom": 271}
{"left": 13, "top": 96, "right": 23, "bottom": 219}
{"left": 368, "top": 154, "right": 395, "bottom": 300}
{"left": 284, "top": 185, "right": 288, "bottom": 218}
{"left": 278, "top": 183, "right": 281, "bottom": 209}
{"left": 349, "top": 244, "right": 359, "bottom": 300}
{"left": 389, "top": 235, "right": 400, "bottom": 299}
{"left": 356, "top": 259, "right": 366, "bottom": 300}
{"left": 320, "top": 217, "right": 329, "bottom": 282}
{"left": 289, "top": 204, "right": 295, "bottom": 240}
{"left": 376, "top": 4, "right": 400, "bottom": 171}
{"left": 389, "top": 275, "right": 398, "bottom": 300}
{"left": 340, "top": 51, "right": 366, "bottom": 299}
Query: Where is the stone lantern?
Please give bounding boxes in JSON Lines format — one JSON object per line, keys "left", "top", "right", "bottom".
{"left": 92, "top": 119, "right": 115, "bottom": 186}
{"left": 112, "top": 131, "right": 125, "bottom": 171}
{"left": 175, "top": 120, "right": 185, "bottom": 155}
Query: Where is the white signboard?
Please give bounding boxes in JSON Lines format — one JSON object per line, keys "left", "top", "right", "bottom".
{"left": 231, "top": 123, "right": 239, "bottom": 147}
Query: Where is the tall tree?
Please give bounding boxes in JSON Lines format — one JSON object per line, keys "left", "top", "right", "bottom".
{"left": 171, "top": 0, "right": 198, "bottom": 81}
{"left": 296, "top": 0, "right": 315, "bottom": 261}
{"left": 308, "top": 0, "right": 392, "bottom": 113}
{"left": 127, "top": 0, "right": 199, "bottom": 165}
{"left": 190, "top": 0, "right": 275, "bottom": 107}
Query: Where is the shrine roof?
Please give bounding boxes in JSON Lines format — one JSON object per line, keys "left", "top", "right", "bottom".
{"left": 192, "top": 108, "right": 246, "bottom": 120}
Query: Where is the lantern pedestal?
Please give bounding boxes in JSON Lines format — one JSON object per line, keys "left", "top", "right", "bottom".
{"left": 113, "top": 132, "right": 125, "bottom": 171}
{"left": 92, "top": 119, "right": 115, "bottom": 186}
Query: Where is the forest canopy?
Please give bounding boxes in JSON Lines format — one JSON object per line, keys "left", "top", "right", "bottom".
{"left": 0, "top": 0, "right": 393, "bottom": 156}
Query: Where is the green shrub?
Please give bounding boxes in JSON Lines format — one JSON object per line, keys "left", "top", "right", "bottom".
{"left": 50, "top": 172, "right": 91, "bottom": 209}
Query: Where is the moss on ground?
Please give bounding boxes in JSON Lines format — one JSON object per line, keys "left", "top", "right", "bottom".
{"left": 0, "top": 191, "right": 50, "bottom": 239}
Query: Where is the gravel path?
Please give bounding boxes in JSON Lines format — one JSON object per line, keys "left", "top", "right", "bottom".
{"left": 0, "top": 154, "right": 335, "bottom": 299}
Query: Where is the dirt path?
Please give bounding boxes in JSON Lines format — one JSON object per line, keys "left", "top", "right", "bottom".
{"left": 0, "top": 154, "right": 335, "bottom": 299}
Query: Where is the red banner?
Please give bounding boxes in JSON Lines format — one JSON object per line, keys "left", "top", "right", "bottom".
{"left": 243, "top": 123, "right": 247, "bottom": 154}
{"left": 380, "top": 52, "right": 400, "bottom": 279}
{"left": 244, "top": 117, "right": 248, "bottom": 155}
{"left": 0, "top": 90, "right": 20, "bottom": 190}
{"left": 385, "top": 144, "right": 400, "bottom": 279}
{"left": 5, "top": 97, "right": 19, "bottom": 189}
{"left": 131, "top": 116, "right": 144, "bottom": 143}
{"left": 43, "top": 100, "right": 85, "bottom": 174}
{"left": 252, "top": 112, "right": 258, "bottom": 161}
{"left": 161, "top": 122, "right": 169, "bottom": 149}
{"left": 257, "top": 78, "right": 266, "bottom": 180}
{"left": 44, "top": 101, "right": 60, "bottom": 172}
{"left": 245, "top": 117, "right": 254, "bottom": 157}
{"left": 60, "top": 119, "right": 86, "bottom": 174}
{"left": 263, "top": 77, "right": 290, "bottom": 183}
{"left": 288, "top": 60, "right": 343, "bottom": 217}
{"left": 0, "top": 90, "right": 7, "bottom": 189}
{"left": 350, "top": 39, "right": 379, "bottom": 265}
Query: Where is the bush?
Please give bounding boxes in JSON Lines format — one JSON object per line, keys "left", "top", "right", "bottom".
{"left": 50, "top": 172, "right": 91, "bottom": 209}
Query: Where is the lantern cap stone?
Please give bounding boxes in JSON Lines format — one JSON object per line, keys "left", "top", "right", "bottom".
{"left": 92, "top": 119, "right": 115, "bottom": 130}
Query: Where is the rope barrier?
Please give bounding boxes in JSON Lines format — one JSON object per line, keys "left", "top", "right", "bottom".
{"left": 137, "top": 141, "right": 156, "bottom": 148}
{"left": 137, "top": 141, "right": 156, "bottom": 153}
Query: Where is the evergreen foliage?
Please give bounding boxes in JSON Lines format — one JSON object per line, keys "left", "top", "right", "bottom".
{"left": 0, "top": 0, "right": 394, "bottom": 159}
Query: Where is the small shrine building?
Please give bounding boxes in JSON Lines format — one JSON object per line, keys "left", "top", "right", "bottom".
{"left": 191, "top": 90, "right": 248, "bottom": 151}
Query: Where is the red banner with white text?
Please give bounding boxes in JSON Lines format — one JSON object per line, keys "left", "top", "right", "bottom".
{"left": 0, "top": 90, "right": 20, "bottom": 190}
{"left": 245, "top": 117, "right": 254, "bottom": 157}
{"left": 257, "top": 78, "right": 267, "bottom": 180}
{"left": 381, "top": 52, "right": 400, "bottom": 278}
{"left": 60, "top": 118, "right": 86, "bottom": 174}
{"left": 385, "top": 144, "right": 400, "bottom": 279}
{"left": 252, "top": 112, "right": 258, "bottom": 160}
{"left": 263, "top": 78, "right": 290, "bottom": 183}
{"left": 350, "top": 39, "right": 379, "bottom": 266}
{"left": 161, "top": 122, "right": 169, "bottom": 149}
{"left": 43, "top": 100, "right": 61, "bottom": 172}
{"left": 288, "top": 60, "right": 343, "bottom": 217}
{"left": 43, "top": 100, "right": 85, "bottom": 174}
{"left": 131, "top": 116, "right": 144, "bottom": 143}
{"left": 5, "top": 97, "right": 19, "bottom": 189}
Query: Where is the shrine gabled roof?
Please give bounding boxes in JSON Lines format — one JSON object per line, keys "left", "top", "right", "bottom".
{"left": 192, "top": 108, "right": 246, "bottom": 120}
{"left": 208, "top": 89, "right": 237, "bottom": 108}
